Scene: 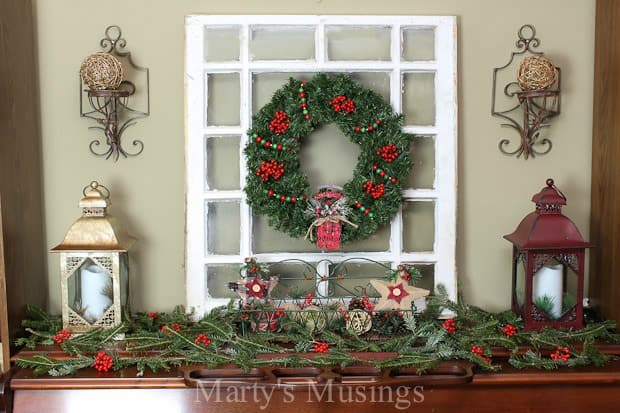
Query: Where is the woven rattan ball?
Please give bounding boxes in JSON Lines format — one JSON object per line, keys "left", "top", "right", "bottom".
{"left": 517, "top": 55, "right": 557, "bottom": 91}
{"left": 80, "top": 52, "right": 124, "bottom": 90}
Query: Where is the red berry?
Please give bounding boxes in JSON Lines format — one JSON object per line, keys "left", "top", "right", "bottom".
{"left": 195, "top": 333, "right": 212, "bottom": 347}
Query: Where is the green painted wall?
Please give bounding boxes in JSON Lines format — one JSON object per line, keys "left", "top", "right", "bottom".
{"left": 34, "top": 0, "right": 595, "bottom": 312}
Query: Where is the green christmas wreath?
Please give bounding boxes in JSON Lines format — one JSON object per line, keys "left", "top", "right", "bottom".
{"left": 245, "top": 73, "right": 413, "bottom": 249}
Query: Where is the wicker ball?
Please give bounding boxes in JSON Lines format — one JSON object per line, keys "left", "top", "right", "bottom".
{"left": 517, "top": 55, "right": 557, "bottom": 91}
{"left": 80, "top": 52, "right": 124, "bottom": 90}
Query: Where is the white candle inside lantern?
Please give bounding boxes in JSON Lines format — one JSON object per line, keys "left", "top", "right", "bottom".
{"left": 533, "top": 263, "right": 563, "bottom": 318}
{"left": 80, "top": 263, "right": 113, "bottom": 323}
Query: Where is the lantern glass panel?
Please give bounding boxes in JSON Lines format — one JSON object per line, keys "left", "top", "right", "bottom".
{"left": 515, "top": 253, "right": 526, "bottom": 309}
{"left": 532, "top": 259, "right": 566, "bottom": 320}
{"left": 563, "top": 265, "right": 579, "bottom": 317}
{"left": 68, "top": 259, "right": 113, "bottom": 324}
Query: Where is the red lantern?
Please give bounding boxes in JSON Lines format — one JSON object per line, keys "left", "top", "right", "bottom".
{"left": 504, "top": 179, "right": 592, "bottom": 330}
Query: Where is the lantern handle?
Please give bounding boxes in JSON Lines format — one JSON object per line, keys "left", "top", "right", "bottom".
{"left": 82, "top": 181, "right": 110, "bottom": 199}
{"left": 546, "top": 178, "right": 566, "bottom": 201}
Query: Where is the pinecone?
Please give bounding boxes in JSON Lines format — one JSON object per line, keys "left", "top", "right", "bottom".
{"left": 348, "top": 298, "right": 365, "bottom": 310}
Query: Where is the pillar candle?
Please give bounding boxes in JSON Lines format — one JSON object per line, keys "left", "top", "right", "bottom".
{"left": 533, "top": 263, "right": 563, "bottom": 318}
{"left": 80, "top": 263, "right": 113, "bottom": 323}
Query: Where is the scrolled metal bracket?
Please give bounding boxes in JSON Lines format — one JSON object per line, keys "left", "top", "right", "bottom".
{"left": 79, "top": 25, "right": 150, "bottom": 161}
{"left": 491, "top": 24, "right": 561, "bottom": 160}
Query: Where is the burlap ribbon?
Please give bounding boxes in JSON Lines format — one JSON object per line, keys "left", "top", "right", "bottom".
{"left": 305, "top": 215, "right": 359, "bottom": 241}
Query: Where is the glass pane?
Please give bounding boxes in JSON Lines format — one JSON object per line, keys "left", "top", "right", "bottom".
{"left": 207, "top": 73, "right": 240, "bottom": 126}
{"left": 206, "top": 136, "right": 240, "bottom": 190}
{"left": 205, "top": 27, "right": 240, "bottom": 61}
{"left": 515, "top": 254, "right": 526, "bottom": 308}
{"left": 326, "top": 26, "right": 391, "bottom": 61}
{"left": 299, "top": 123, "right": 360, "bottom": 191}
{"left": 253, "top": 214, "right": 317, "bottom": 253}
{"left": 532, "top": 260, "right": 563, "bottom": 319}
{"left": 349, "top": 72, "right": 391, "bottom": 101}
{"left": 340, "top": 223, "right": 390, "bottom": 252}
{"left": 564, "top": 265, "right": 579, "bottom": 316}
{"left": 252, "top": 72, "right": 314, "bottom": 114}
{"left": 402, "top": 72, "right": 435, "bottom": 126}
{"left": 250, "top": 27, "right": 315, "bottom": 60}
{"left": 331, "top": 261, "right": 390, "bottom": 298}
{"left": 402, "top": 27, "right": 435, "bottom": 61}
{"left": 402, "top": 201, "right": 435, "bottom": 252}
{"left": 408, "top": 263, "right": 435, "bottom": 291}
{"left": 69, "top": 259, "right": 113, "bottom": 324}
{"left": 268, "top": 261, "right": 317, "bottom": 299}
{"left": 206, "top": 201, "right": 240, "bottom": 255}
{"left": 406, "top": 136, "right": 435, "bottom": 189}
{"left": 206, "top": 265, "right": 240, "bottom": 298}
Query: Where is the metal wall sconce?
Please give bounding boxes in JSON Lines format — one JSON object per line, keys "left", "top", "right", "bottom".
{"left": 492, "top": 25, "right": 561, "bottom": 159}
{"left": 79, "top": 26, "right": 150, "bottom": 161}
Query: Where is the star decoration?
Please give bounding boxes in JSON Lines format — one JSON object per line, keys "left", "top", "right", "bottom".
{"left": 229, "top": 275, "right": 279, "bottom": 304}
{"left": 370, "top": 276, "right": 430, "bottom": 311}
{"left": 247, "top": 277, "right": 266, "bottom": 298}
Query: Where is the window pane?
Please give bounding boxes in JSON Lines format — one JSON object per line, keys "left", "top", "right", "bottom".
{"left": 206, "top": 265, "right": 239, "bottom": 298}
{"left": 252, "top": 72, "right": 314, "bottom": 115}
{"left": 206, "top": 136, "right": 240, "bottom": 190}
{"left": 327, "top": 26, "right": 391, "bottom": 61}
{"left": 205, "top": 27, "right": 240, "bottom": 61}
{"left": 402, "top": 201, "right": 435, "bottom": 252}
{"left": 406, "top": 263, "right": 435, "bottom": 291}
{"left": 405, "top": 136, "right": 435, "bottom": 189}
{"left": 299, "top": 123, "right": 360, "bottom": 191}
{"left": 250, "top": 27, "right": 315, "bottom": 60}
{"left": 402, "top": 27, "right": 435, "bottom": 61}
{"left": 253, "top": 214, "right": 317, "bottom": 253}
{"left": 206, "top": 201, "right": 240, "bottom": 255}
{"left": 331, "top": 261, "right": 390, "bottom": 298}
{"left": 339, "top": 224, "right": 390, "bottom": 252}
{"left": 349, "top": 72, "right": 391, "bottom": 101}
{"left": 207, "top": 73, "right": 240, "bottom": 126}
{"left": 268, "top": 261, "right": 317, "bottom": 299}
{"left": 402, "top": 72, "right": 435, "bottom": 126}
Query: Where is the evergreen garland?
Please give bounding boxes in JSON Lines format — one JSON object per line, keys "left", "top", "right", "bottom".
{"left": 14, "top": 287, "right": 620, "bottom": 377}
{"left": 244, "top": 73, "right": 413, "bottom": 244}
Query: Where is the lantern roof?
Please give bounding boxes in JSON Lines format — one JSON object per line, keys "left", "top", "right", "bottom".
{"left": 51, "top": 181, "right": 135, "bottom": 252}
{"left": 504, "top": 179, "right": 592, "bottom": 249}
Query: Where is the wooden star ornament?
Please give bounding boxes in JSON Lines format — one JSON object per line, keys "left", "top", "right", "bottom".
{"left": 370, "top": 276, "right": 430, "bottom": 311}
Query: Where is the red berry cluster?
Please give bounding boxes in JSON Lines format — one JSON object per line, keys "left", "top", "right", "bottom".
{"left": 377, "top": 144, "right": 399, "bottom": 163}
{"left": 401, "top": 272, "right": 411, "bottom": 281}
{"left": 550, "top": 346, "right": 571, "bottom": 362}
{"left": 502, "top": 324, "right": 517, "bottom": 337}
{"left": 353, "top": 201, "right": 374, "bottom": 218}
{"left": 302, "top": 292, "right": 314, "bottom": 308}
{"left": 265, "top": 189, "right": 299, "bottom": 203}
{"left": 363, "top": 181, "right": 385, "bottom": 199}
{"left": 471, "top": 345, "right": 490, "bottom": 363}
{"left": 442, "top": 318, "right": 456, "bottom": 333}
{"left": 354, "top": 118, "right": 382, "bottom": 133}
{"left": 253, "top": 135, "right": 287, "bottom": 152}
{"left": 269, "top": 111, "right": 290, "bottom": 134}
{"left": 256, "top": 160, "right": 285, "bottom": 182}
{"left": 299, "top": 81, "right": 310, "bottom": 120}
{"left": 161, "top": 323, "right": 182, "bottom": 333}
{"left": 93, "top": 351, "right": 114, "bottom": 372}
{"left": 273, "top": 307, "right": 286, "bottom": 318}
{"left": 195, "top": 333, "right": 212, "bottom": 347}
{"left": 147, "top": 311, "right": 159, "bottom": 319}
{"left": 314, "top": 342, "right": 330, "bottom": 353}
{"left": 372, "top": 165, "right": 398, "bottom": 184}
{"left": 328, "top": 95, "right": 355, "bottom": 114}
{"left": 53, "top": 329, "right": 72, "bottom": 344}
{"left": 362, "top": 296, "right": 374, "bottom": 311}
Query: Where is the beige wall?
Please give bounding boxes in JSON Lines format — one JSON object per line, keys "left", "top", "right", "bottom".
{"left": 34, "top": 0, "right": 595, "bottom": 313}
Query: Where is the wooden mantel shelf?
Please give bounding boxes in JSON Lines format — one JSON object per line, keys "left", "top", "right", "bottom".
{"left": 3, "top": 353, "right": 620, "bottom": 413}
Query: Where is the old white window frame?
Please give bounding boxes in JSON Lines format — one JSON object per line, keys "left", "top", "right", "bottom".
{"left": 186, "top": 15, "right": 457, "bottom": 316}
